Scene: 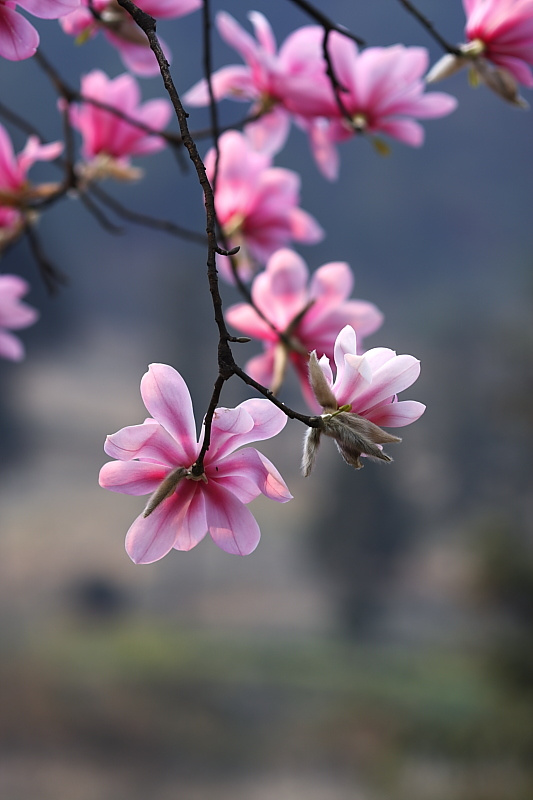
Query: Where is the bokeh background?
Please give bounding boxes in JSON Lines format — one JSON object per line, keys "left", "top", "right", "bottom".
{"left": 1, "top": 1, "right": 532, "bottom": 798}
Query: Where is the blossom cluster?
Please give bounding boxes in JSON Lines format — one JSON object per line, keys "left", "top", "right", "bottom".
{"left": 2, "top": 2, "right": 532, "bottom": 563}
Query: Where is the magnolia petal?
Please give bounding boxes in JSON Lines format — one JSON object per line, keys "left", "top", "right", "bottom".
{"left": 225, "top": 302, "right": 277, "bottom": 342}
{"left": 125, "top": 495, "right": 181, "bottom": 564}
{"left": 364, "top": 399, "right": 426, "bottom": 428}
{"left": 245, "top": 108, "right": 291, "bottom": 156}
{"left": 0, "top": 330, "right": 24, "bottom": 361}
{"left": 172, "top": 482, "right": 208, "bottom": 552}
{"left": 248, "top": 10, "right": 276, "bottom": 55}
{"left": 16, "top": 0, "right": 80, "bottom": 19}
{"left": 99, "top": 460, "right": 169, "bottom": 495}
{"left": 216, "top": 11, "right": 259, "bottom": 65}
{"left": 289, "top": 207, "right": 324, "bottom": 244}
{"left": 211, "top": 447, "right": 292, "bottom": 503}
{"left": 140, "top": 364, "right": 198, "bottom": 463}
{"left": 355, "top": 355, "right": 421, "bottom": 413}
{"left": 208, "top": 398, "right": 287, "bottom": 461}
{"left": 184, "top": 66, "right": 255, "bottom": 105}
{"left": 0, "top": 5, "right": 39, "bottom": 61}
{"left": 104, "top": 421, "right": 187, "bottom": 465}
{"left": 205, "top": 482, "right": 261, "bottom": 555}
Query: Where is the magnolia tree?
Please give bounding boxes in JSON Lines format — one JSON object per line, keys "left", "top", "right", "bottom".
{"left": 1, "top": 0, "right": 532, "bottom": 563}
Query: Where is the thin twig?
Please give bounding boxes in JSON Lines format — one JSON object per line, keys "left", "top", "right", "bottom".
{"left": 286, "top": 0, "right": 365, "bottom": 46}
{"left": 88, "top": 184, "right": 207, "bottom": 244}
{"left": 396, "top": 0, "right": 461, "bottom": 54}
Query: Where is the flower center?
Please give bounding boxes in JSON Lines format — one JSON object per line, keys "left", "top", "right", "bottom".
{"left": 461, "top": 38, "right": 486, "bottom": 58}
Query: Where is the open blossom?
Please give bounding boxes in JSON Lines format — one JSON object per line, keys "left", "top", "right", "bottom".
{"left": 206, "top": 131, "right": 323, "bottom": 282}
{"left": 427, "top": 0, "right": 533, "bottom": 107}
{"left": 70, "top": 70, "right": 172, "bottom": 180}
{"left": 302, "top": 325, "right": 425, "bottom": 475}
{"left": 0, "top": 122, "right": 63, "bottom": 247}
{"left": 60, "top": 0, "right": 201, "bottom": 75}
{"left": 0, "top": 0, "right": 80, "bottom": 61}
{"left": 184, "top": 11, "right": 333, "bottom": 154}
{"left": 99, "top": 364, "right": 292, "bottom": 563}
{"left": 0, "top": 274, "right": 39, "bottom": 361}
{"left": 226, "top": 248, "right": 383, "bottom": 405}
{"left": 296, "top": 38, "right": 458, "bottom": 180}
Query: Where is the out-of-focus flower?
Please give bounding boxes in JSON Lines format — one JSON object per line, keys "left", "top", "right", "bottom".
{"left": 0, "top": 0, "right": 80, "bottom": 60}
{"left": 302, "top": 325, "right": 425, "bottom": 475}
{"left": 184, "top": 11, "right": 333, "bottom": 155}
{"left": 206, "top": 131, "right": 323, "bottom": 282}
{"left": 296, "top": 39, "right": 458, "bottom": 180}
{"left": 0, "top": 274, "right": 39, "bottom": 361}
{"left": 427, "top": 0, "right": 533, "bottom": 107}
{"left": 70, "top": 70, "right": 172, "bottom": 181}
{"left": 60, "top": 0, "right": 200, "bottom": 75}
{"left": 99, "top": 363, "right": 292, "bottom": 563}
{"left": 0, "top": 122, "right": 63, "bottom": 247}
{"left": 226, "top": 248, "right": 383, "bottom": 405}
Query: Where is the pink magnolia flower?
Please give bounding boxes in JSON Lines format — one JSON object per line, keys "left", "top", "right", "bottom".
{"left": 0, "top": 122, "right": 63, "bottom": 245}
{"left": 226, "top": 248, "right": 383, "bottom": 406}
{"left": 70, "top": 70, "right": 172, "bottom": 179}
{"left": 427, "top": 0, "right": 533, "bottom": 107}
{"left": 0, "top": 0, "right": 80, "bottom": 61}
{"left": 60, "top": 0, "right": 200, "bottom": 75}
{"left": 184, "top": 11, "right": 333, "bottom": 154}
{"left": 0, "top": 274, "right": 39, "bottom": 361}
{"left": 99, "top": 364, "right": 292, "bottom": 563}
{"left": 296, "top": 38, "right": 458, "bottom": 180}
{"left": 302, "top": 324, "right": 425, "bottom": 474}
{"left": 206, "top": 130, "right": 323, "bottom": 282}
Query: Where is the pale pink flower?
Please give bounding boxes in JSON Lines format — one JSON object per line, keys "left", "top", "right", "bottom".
{"left": 226, "top": 248, "right": 383, "bottom": 405}
{"left": 60, "top": 0, "right": 200, "bottom": 75}
{"left": 295, "top": 38, "right": 457, "bottom": 180}
{"left": 0, "top": 274, "right": 39, "bottom": 361}
{"left": 206, "top": 130, "right": 323, "bottom": 282}
{"left": 184, "top": 11, "right": 333, "bottom": 155}
{"left": 302, "top": 324, "right": 425, "bottom": 474}
{"left": 99, "top": 364, "right": 292, "bottom": 563}
{"left": 427, "top": 0, "right": 533, "bottom": 107}
{"left": 0, "top": 122, "right": 63, "bottom": 244}
{"left": 0, "top": 0, "right": 80, "bottom": 60}
{"left": 70, "top": 70, "right": 171, "bottom": 178}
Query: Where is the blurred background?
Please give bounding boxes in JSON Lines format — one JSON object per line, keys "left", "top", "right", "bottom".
{"left": 1, "top": 1, "right": 532, "bottom": 798}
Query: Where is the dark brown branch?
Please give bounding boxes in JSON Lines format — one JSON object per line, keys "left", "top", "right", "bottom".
{"left": 25, "top": 224, "right": 68, "bottom": 294}
{"left": 286, "top": 0, "right": 365, "bottom": 46}
{"left": 87, "top": 184, "right": 208, "bottom": 244}
{"left": 396, "top": 0, "right": 461, "bottom": 55}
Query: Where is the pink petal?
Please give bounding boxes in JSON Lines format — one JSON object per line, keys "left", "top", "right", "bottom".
{"left": 204, "top": 482, "right": 261, "bottom": 555}
{"left": 0, "top": 330, "right": 24, "bottom": 361}
{"left": 365, "top": 399, "right": 426, "bottom": 428}
{"left": 208, "top": 398, "right": 287, "bottom": 461}
{"left": 216, "top": 11, "right": 260, "bottom": 65}
{"left": 184, "top": 66, "right": 255, "bottom": 105}
{"left": 0, "top": 6, "right": 39, "bottom": 61}
{"left": 251, "top": 248, "right": 310, "bottom": 328}
{"left": 172, "top": 482, "right": 208, "bottom": 552}
{"left": 245, "top": 107, "right": 291, "bottom": 155}
{"left": 210, "top": 446, "right": 292, "bottom": 503}
{"left": 225, "top": 302, "right": 277, "bottom": 342}
{"left": 99, "top": 460, "right": 169, "bottom": 495}
{"left": 17, "top": 0, "right": 80, "bottom": 19}
{"left": 125, "top": 490, "right": 185, "bottom": 564}
{"left": 104, "top": 421, "right": 188, "bottom": 466}
{"left": 248, "top": 11, "right": 276, "bottom": 56}
{"left": 356, "top": 355, "right": 421, "bottom": 413}
{"left": 289, "top": 207, "right": 324, "bottom": 244}
{"left": 137, "top": 0, "right": 202, "bottom": 19}
{"left": 140, "top": 364, "right": 198, "bottom": 463}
